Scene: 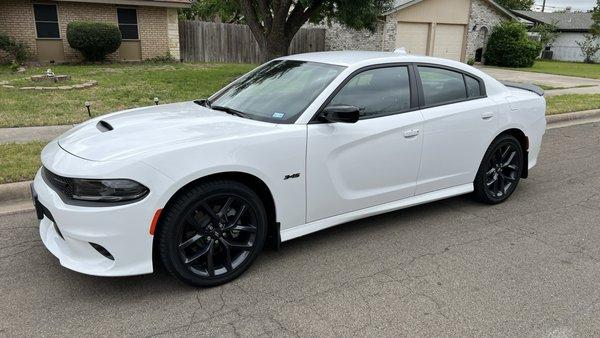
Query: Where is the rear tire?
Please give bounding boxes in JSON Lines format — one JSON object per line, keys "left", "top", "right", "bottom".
{"left": 158, "top": 180, "right": 267, "bottom": 287}
{"left": 473, "top": 135, "right": 524, "bottom": 204}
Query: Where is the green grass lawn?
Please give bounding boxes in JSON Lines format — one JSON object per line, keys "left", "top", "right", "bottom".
{"left": 0, "top": 62, "right": 254, "bottom": 128}
{"left": 510, "top": 60, "right": 600, "bottom": 79}
{"left": 0, "top": 141, "right": 45, "bottom": 184}
{"left": 546, "top": 94, "right": 600, "bottom": 115}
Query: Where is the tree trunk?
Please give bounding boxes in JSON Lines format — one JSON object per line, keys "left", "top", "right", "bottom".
{"left": 261, "top": 36, "right": 290, "bottom": 62}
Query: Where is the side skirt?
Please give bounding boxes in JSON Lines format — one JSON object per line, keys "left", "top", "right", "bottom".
{"left": 280, "top": 183, "right": 474, "bottom": 242}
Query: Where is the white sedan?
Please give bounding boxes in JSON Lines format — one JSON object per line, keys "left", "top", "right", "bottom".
{"left": 32, "top": 51, "right": 546, "bottom": 286}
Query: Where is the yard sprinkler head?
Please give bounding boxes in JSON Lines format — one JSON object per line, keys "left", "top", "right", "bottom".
{"left": 85, "top": 101, "right": 91, "bottom": 117}
{"left": 154, "top": 97, "right": 159, "bottom": 105}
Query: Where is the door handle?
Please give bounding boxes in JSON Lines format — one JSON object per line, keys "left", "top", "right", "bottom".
{"left": 403, "top": 129, "right": 420, "bottom": 138}
{"left": 481, "top": 112, "right": 494, "bottom": 120}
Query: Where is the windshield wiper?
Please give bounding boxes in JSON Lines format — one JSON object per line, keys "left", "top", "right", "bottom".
{"left": 211, "top": 105, "right": 252, "bottom": 119}
{"left": 193, "top": 98, "right": 211, "bottom": 108}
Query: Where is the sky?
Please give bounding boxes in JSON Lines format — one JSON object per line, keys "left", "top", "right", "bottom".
{"left": 532, "top": 0, "right": 596, "bottom": 11}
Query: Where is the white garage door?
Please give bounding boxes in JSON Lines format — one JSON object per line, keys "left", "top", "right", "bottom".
{"left": 396, "top": 22, "right": 429, "bottom": 56}
{"left": 433, "top": 24, "right": 465, "bottom": 61}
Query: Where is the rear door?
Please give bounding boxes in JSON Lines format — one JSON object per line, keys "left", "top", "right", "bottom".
{"left": 415, "top": 65, "right": 499, "bottom": 195}
{"left": 306, "top": 65, "right": 424, "bottom": 222}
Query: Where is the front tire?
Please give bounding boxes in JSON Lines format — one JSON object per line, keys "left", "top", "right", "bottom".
{"left": 158, "top": 180, "right": 267, "bottom": 287}
{"left": 473, "top": 134, "right": 524, "bottom": 204}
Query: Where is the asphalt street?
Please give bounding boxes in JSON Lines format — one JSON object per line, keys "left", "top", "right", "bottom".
{"left": 1, "top": 122, "right": 600, "bottom": 337}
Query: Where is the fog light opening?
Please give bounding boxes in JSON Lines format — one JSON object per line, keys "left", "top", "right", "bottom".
{"left": 89, "top": 243, "right": 114, "bottom": 261}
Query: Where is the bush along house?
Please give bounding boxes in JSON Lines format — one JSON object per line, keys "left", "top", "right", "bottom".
{"left": 0, "top": 0, "right": 190, "bottom": 62}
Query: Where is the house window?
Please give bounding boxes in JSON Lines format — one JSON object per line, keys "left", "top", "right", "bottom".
{"left": 117, "top": 8, "right": 139, "bottom": 40}
{"left": 33, "top": 4, "right": 60, "bottom": 39}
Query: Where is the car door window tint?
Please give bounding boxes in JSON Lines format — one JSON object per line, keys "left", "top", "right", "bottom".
{"left": 328, "top": 66, "right": 411, "bottom": 119}
{"left": 465, "top": 75, "right": 482, "bottom": 98}
{"left": 418, "top": 66, "right": 467, "bottom": 106}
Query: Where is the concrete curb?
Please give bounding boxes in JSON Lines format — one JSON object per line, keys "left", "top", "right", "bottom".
{"left": 0, "top": 109, "right": 599, "bottom": 209}
{"left": 0, "top": 181, "right": 32, "bottom": 205}
{"left": 546, "top": 108, "right": 600, "bottom": 123}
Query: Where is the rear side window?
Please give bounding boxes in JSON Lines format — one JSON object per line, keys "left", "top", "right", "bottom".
{"left": 465, "top": 75, "right": 482, "bottom": 98}
{"left": 328, "top": 66, "right": 411, "bottom": 119}
{"left": 418, "top": 66, "right": 466, "bottom": 106}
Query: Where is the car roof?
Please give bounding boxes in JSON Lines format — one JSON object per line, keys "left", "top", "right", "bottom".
{"left": 278, "top": 50, "right": 452, "bottom": 67}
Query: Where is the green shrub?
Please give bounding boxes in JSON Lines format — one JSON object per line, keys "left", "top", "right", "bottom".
{"left": 66, "top": 21, "right": 121, "bottom": 61}
{"left": 146, "top": 51, "right": 178, "bottom": 63}
{"left": 0, "top": 33, "right": 30, "bottom": 64}
{"left": 484, "top": 21, "right": 542, "bottom": 68}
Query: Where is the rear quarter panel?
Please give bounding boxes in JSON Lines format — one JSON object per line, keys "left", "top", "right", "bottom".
{"left": 494, "top": 89, "right": 547, "bottom": 169}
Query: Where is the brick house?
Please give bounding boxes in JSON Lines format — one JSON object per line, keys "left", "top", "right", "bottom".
{"left": 0, "top": 0, "right": 190, "bottom": 63}
{"left": 313, "top": 0, "right": 516, "bottom": 63}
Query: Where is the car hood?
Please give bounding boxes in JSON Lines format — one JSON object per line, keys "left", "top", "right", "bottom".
{"left": 57, "top": 101, "right": 277, "bottom": 162}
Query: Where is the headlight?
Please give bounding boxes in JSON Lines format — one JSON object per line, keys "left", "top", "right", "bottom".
{"left": 71, "top": 178, "right": 149, "bottom": 202}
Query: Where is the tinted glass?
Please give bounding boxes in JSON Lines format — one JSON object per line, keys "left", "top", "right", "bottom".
{"left": 117, "top": 8, "right": 138, "bottom": 24}
{"left": 211, "top": 60, "right": 344, "bottom": 123}
{"left": 465, "top": 75, "right": 482, "bottom": 98}
{"left": 119, "top": 24, "right": 139, "bottom": 40}
{"left": 35, "top": 22, "right": 60, "bottom": 38}
{"left": 419, "top": 66, "right": 467, "bottom": 106}
{"left": 33, "top": 4, "right": 58, "bottom": 22}
{"left": 328, "top": 66, "right": 411, "bottom": 119}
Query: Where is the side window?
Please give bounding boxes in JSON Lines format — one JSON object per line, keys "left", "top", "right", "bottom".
{"left": 465, "top": 75, "right": 482, "bottom": 98}
{"left": 328, "top": 66, "right": 411, "bottom": 119}
{"left": 33, "top": 4, "right": 60, "bottom": 39}
{"left": 418, "top": 66, "right": 467, "bottom": 106}
{"left": 117, "top": 8, "right": 139, "bottom": 40}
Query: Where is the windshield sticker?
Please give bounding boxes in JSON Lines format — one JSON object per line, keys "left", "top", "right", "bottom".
{"left": 272, "top": 112, "right": 285, "bottom": 119}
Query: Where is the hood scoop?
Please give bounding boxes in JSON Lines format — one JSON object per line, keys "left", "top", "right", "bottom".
{"left": 96, "top": 120, "right": 114, "bottom": 132}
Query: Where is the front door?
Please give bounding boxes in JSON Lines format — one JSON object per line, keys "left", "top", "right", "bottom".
{"left": 306, "top": 65, "right": 424, "bottom": 222}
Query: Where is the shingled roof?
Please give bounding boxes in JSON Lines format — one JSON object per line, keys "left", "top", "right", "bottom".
{"left": 513, "top": 10, "right": 593, "bottom": 32}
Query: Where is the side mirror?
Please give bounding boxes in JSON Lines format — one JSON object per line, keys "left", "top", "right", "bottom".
{"left": 320, "top": 105, "right": 360, "bottom": 123}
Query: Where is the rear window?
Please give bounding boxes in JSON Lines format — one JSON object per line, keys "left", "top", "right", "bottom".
{"left": 418, "top": 66, "right": 467, "bottom": 106}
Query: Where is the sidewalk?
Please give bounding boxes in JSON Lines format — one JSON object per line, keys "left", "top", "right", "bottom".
{"left": 0, "top": 125, "right": 72, "bottom": 144}
{"left": 476, "top": 66, "right": 600, "bottom": 97}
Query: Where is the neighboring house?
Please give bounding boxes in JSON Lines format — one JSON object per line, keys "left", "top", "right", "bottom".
{"left": 513, "top": 10, "right": 595, "bottom": 62}
{"left": 314, "top": 0, "right": 515, "bottom": 62}
{"left": 0, "top": 0, "right": 190, "bottom": 63}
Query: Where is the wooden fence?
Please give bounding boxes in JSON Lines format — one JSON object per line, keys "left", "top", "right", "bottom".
{"left": 179, "top": 21, "right": 326, "bottom": 63}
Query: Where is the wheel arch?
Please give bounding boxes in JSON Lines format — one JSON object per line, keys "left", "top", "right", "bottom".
{"left": 493, "top": 128, "right": 529, "bottom": 178}
{"left": 152, "top": 171, "right": 279, "bottom": 269}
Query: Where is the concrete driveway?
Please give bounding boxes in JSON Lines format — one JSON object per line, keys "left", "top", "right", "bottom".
{"left": 1, "top": 122, "right": 600, "bottom": 336}
{"left": 477, "top": 66, "right": 600, "bottom": 97}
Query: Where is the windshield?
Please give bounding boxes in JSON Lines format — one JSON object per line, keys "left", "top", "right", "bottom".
{"left": 210, "top": 60, "right": 345, "bottom": 123}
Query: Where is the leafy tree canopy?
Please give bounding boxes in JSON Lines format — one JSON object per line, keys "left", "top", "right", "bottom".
{"left": 181, "top": 0, "right": 394, "bottom": 60}
{"left": 494, "top": 0, "right": 534, "bottom": 10}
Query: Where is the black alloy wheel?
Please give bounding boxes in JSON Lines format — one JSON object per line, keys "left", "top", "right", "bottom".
{"left": 159, "top": 180, "right": 267, "bottom": 287}
{"left": 474, "top": 135, "right": 523, "bottom": 204}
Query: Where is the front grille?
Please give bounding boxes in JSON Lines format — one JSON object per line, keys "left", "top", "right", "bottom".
{"left": 42, "top": 167, "right": 73, "bottom": 197}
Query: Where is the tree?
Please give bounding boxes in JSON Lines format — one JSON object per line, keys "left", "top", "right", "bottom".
{"left": 531, "top": 22, "right": 558, "bottom": 48}
{"left": 493, "top": 0, "right": 534, "bottom": 10}
{"left": 576, "top": 36, "right": 600, "bottom": 63}
{"left": 180, "top": 0, "right": 243, "bottom": 23}
{"left": 591, "top": 0, "right": 600, "bottom": 36}
{"left": 184, "top": 0, "right": 393, "bottom": 61}
{"left": 577, "top": 0, "right": 600, "bottom": 63}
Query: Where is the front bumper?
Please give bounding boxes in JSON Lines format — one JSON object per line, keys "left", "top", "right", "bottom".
{"left": 34, "top": 141, "right": 173, "bottom": 276}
